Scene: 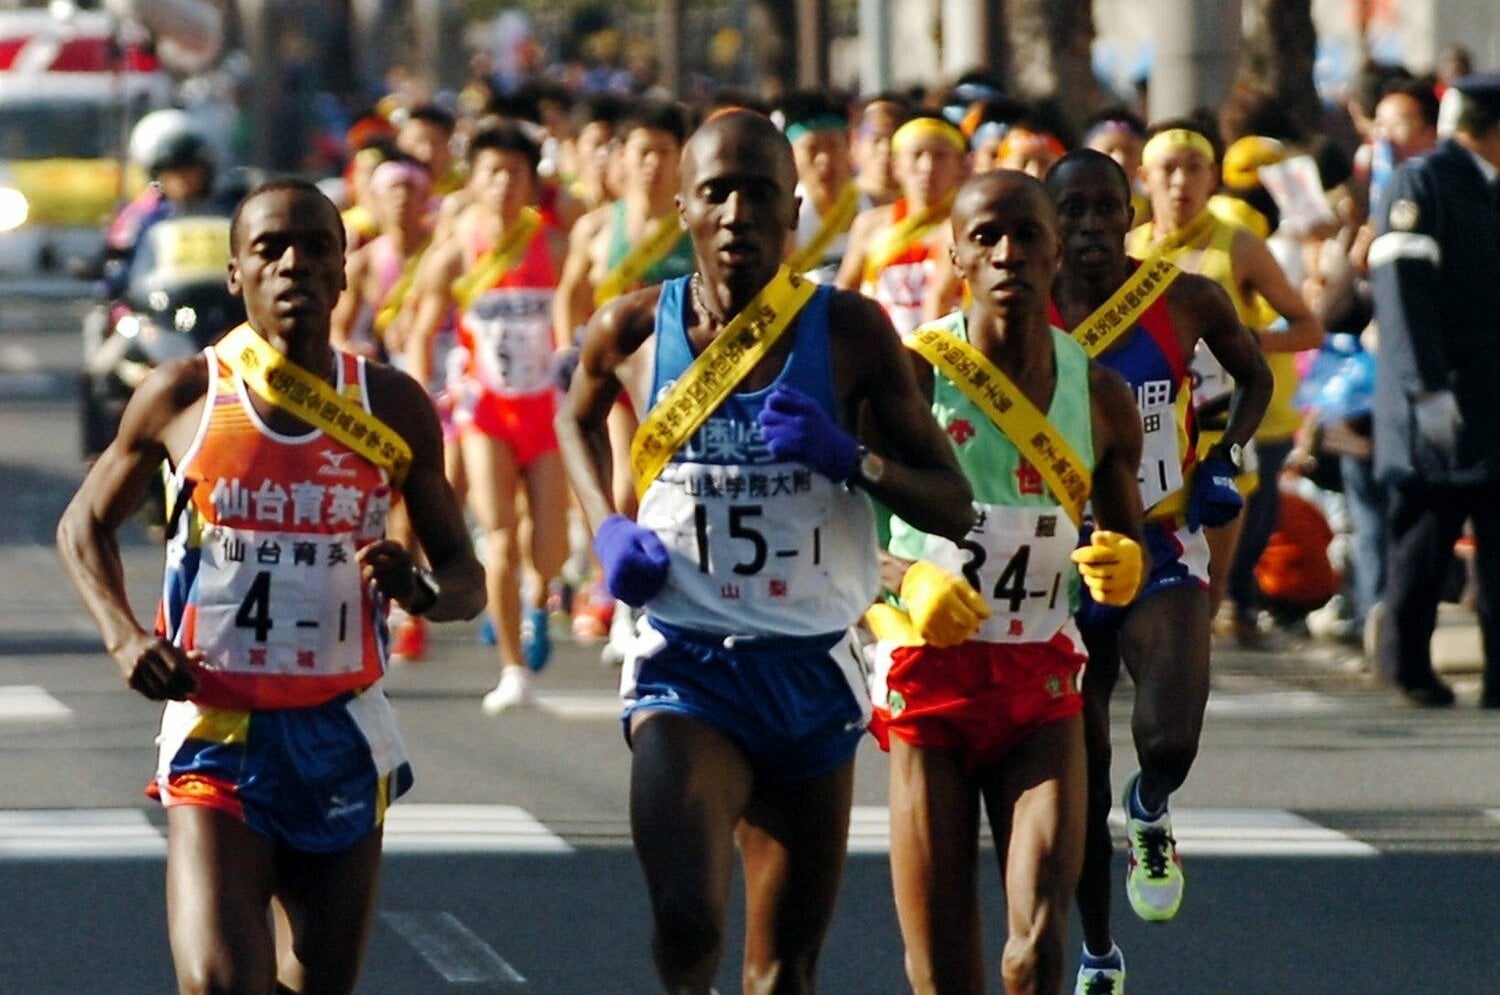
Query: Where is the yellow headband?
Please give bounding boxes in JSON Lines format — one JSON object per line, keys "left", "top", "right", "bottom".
{"left": 1142, "top": 128, "right": 1216, "bottom": 167}
{"left": 892, "top": 117, "right": 968, "bottom": 156}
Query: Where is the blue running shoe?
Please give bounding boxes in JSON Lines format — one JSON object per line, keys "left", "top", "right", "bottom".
{"left": 521, "top": 607, "right": 551, "bottom": 672}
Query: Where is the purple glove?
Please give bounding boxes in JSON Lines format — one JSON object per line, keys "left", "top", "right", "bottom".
{"left": 757, "top": 383, "right": 860, "bottom": 482}
{"left": 593, "top": 514, "right": 670, "bottom": 608}
{"left": 1187, "top": 455, "right": 1243, "bottom": 531}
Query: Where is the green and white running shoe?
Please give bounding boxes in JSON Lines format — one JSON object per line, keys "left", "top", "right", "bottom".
{"left": 1123, "top": 772, "right": 1184, "bottom": 922}
{"left": 1075, "top": 946, "right": 1125, "bottom": 994}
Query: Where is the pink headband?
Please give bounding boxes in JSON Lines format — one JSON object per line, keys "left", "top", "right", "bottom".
{"left": 370, "top": 160, "right": 431, "bottom": 196}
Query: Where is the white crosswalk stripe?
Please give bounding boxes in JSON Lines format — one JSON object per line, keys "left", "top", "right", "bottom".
{"left": 1109, "top": 807, "right": 1378, "bottom": 857}
{"left": 383, "top": 805, "right": 573, "bottom": 854}
{"left": 0, "top": 805, "right": 1447, "bottom": 858}
{"left": 0, "top": 809, "right": 165, "bottom": 859}
{"left": 0, "top": 685, "right": 72, "bottom": 723}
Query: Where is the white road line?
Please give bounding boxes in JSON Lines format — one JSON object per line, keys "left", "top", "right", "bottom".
{"left": 847, "top": 805, "right": 891, "bottom": 854}
{"left": 1109, "top": 807, "right": 1378, "bottom": 857}
{"left": 1205, "top": 689, "right": 1344, "bottom": 716}
{"left": 0, "top": 685, "right": 72, "bottom": 722}
{"left": 535, "top": 691, "right": 623, "bottom": 720}
{"left": 383, "top": 804, "right": 574, "bottom": 854}
{"left": 379, "top": 911, "right": 526, "bottom": 984}
{"left": 0, "top": 809, "right": 165, "bottom": 859}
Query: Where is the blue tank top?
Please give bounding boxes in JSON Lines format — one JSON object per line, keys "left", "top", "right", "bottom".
{"left": 635, "top": 276, "right": 878, "bottom": 637}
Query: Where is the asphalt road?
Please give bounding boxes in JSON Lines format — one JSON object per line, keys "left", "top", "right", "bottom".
{"left": 5, "top": 286, "right": 1500, "bottom": 993}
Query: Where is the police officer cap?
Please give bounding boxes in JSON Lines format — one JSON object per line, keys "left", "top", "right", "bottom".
{"left": 1452, "top": 73, "right": 1500, "bottom": 111}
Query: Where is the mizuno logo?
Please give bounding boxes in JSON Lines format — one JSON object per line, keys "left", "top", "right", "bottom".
{"left": 318, "top": 449, "right": 360, "bottom": 479}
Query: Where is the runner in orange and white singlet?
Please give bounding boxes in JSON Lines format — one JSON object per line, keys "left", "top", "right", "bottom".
{"left": 58, "top": 179, "right": 483, "bottom": 995}
{"left": 838, "top": 113, "right": 968, "bottom": 337}
{"left": 408, "top": 123, "right": 572, "bottom": 712}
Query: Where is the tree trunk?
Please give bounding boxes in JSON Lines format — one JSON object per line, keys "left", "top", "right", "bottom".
{"left": 749, "top": 0, "right": 797, "bottom": 98}
{"left": 1004, "top": 0, "right": 1102, "bottom": 138}
{"left": 1234, "top": 0, "right": 1321, "bottom": 137}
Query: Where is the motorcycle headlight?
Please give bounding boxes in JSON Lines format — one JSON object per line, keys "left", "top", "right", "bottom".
{"left": 0, "top": 187, "right": 28, "bottom": 233}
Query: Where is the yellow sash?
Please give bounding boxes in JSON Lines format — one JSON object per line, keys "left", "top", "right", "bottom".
{"left": 907, "top": 323, "right": 1091, "bottom": 528}
{"left": 218, "top": 324, "right": 413, "bottom": 486}
{"left": 786, "top": 182, "right": 860, "bottom": 275}
{"left": 630, "top": 268, "right": 817, "bottom": 499}
{"left": 1127, "top": 208, "right": 1217, "bottom": 262}
{"left": 1069, "top": 256, "right": 1180, "bottom": 358}
{"left": 594, "top": 211, "right": 688, "bottom": 306}
{"left": 372, "top": 238, "right": 432, "bottom": 335}
{"left": 862, "top": 197, "right": 952, "bottom": 281}
{"left": 450, "top": 207, "right": 542, "bottom": 311}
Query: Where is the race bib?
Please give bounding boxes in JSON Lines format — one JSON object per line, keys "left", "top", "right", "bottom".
{"left": 870, "top": 260, "right": 933, "bottom": 337}
{"left": 191, "top": 524, "right": 368, "bottom": 678}
{"left": 1190, "top": 339, "right": 1234, "bottom": 410}
{"left": 641, "top": 460, "right": 833, "bottom": 608}
{"left": 920, "top": 502, "right": 1078, "bottom": 644}
{"left": 1135, "top": 379, "right": 1185, "bottom": 509}
{"left": 465, "top": 288, "right": 554, "bottom": 396}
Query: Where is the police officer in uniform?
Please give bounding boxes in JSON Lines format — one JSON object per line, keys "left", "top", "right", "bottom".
{"left": 1369, "top": 73, "right": 1500, "bottom": 707}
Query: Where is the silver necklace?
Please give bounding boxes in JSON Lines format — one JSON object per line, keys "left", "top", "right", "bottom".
{"left": 690, "top": 273, "right": 728, "bottom": 329}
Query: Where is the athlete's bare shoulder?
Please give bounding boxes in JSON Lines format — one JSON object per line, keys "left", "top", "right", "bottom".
{"left": 589, "top": 283, "right": 664, "bottom": 363}
{"left": 1164, "top": 269, "right": 1238, "bottom": 345}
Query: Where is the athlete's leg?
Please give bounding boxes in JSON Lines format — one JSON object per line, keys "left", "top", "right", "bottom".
{"left": 982, "top": 716, "right": 1086, "bottom": 995}
{"left": 887, "top": 738, "right": 984, "bottom": 995}
{"left": 165, "top": 806, "right": 278, "bottom": 995}
{"left": 1074, "top": 624, "right": 1124, "bottom": 955}
{"left": 461, "top": 429, "right": 525, "bottom": 670}
{"left": 1118, "top": 584, "right": 1212, "bottom": 812}
{"left": 444, "top": 433, "right": 468, "bottom": 511}
{"left": 738, "top": 761, "right": 856, "bottom": 995}
{"left": 629, "top": 711, "right": 755, "bottom": 993}
{"left": 270, "top": 827, "right": 385, "bottom": 994}
{"left": 521, "top": 449, "right": 571, "bottom": 611}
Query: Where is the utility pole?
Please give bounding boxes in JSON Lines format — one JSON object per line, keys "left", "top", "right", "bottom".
{"left": 940, "top": 0, "right": 1003, "bottom": 79}
{"left": 657, "top": 0, "right": 681, "bottom": 95}
{"left": 858, "top": 0, "right": 892, "bottom": 94}
{"left": 795, "top": 0, "right": 827, "bottom": 88}
{"left": 1150, "top": 0, "right": 1239, "bottom": 120}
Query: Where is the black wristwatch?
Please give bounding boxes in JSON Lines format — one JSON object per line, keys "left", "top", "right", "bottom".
{"left": 1212, "top": 441, "right": 1245, "bottom": 470}
{"left": 406, "top": 568, "right": 440, "bottom": 617}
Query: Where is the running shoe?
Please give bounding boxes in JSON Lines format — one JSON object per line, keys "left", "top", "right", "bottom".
{"left": 389, "top": 613, "right": 428, "bottom": 663}
{"left": 570, "top": 582, "right": 613, "bottom": 643}
{"left": 481, "top": 667, "right": 536, "bottom": 714}
{"left": 1123, "top": 773, "right": 1184, "bottom": 922}
{"left": 522, "top": 607, "right": 552, "bottom": 673}
{"left": 1074, "top": 946, "right": 1125, "bottom": 995}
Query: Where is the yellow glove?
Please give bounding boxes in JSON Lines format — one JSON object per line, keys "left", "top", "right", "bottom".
{"left": 864, "top": 602, "right": 919, "bottom": 645}
{"left": 1070, "top": 530, "right": 1144, "bottom": 607}
{"left": 899, "top": 560, "right": 991, "bottom": 647}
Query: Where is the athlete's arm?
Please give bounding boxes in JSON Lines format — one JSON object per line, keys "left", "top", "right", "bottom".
{"left": 364, "top": 366, "right": 485, "bottom": 622}
{"left": 556, "top": 290, "right": 660, "bottom": 532}
{"left": 553, "top": 208, "right": 604, "bottom": 347}
{"left": 830, "top": 291, "right": 974, "bottom": 542}
{"left": 833, "top": 207, "right": 878, "bottom": 290}
{"left": 1086, "top": 363, "right": 1147, "bottom": 545}
{"left": 1233, "top": 228, "right": 1324, "bottom": 352}
{"left": 1172, "top": 273, "right": 1273, "bottom": 452}
{"left": 403, "top": 240, "right": 463, "bottom": 390}
{"left": 56, "top": 358, "right": 207, "bottom": 700}
{"left": 543, "top": 226, "right": 573, "bottom": 350}
{"left": 329, "top": 247, "right": 371, "bottom": 355}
